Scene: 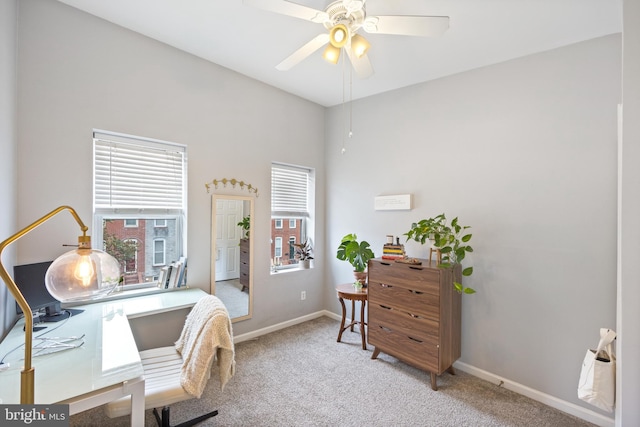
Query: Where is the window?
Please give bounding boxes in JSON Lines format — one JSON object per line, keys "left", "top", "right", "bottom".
{"left": 93, "top": 130, "right": 187, "bottom": 289}
{"left": 124, "top": 219, "right": 138, "bottom": 227}
{"left": 271, "top": 162, "right": 314, "bottom": 270}
{"left": 153, "top": 239, "right": 166, "bottom": 266}
{"left": 274, "top": 237, "right": 282, "bottom": 258}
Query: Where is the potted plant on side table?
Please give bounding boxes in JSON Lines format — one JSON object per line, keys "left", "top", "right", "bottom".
{"left": 404, "top": 214, "right": 476, "bottom": 294}
{"left": 336, "top": 233, "right": 375, "bottom": 288}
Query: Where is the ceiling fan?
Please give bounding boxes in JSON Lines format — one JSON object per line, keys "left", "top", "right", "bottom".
{"left": 244, "top": 0, "right": 450, "bottom": 79}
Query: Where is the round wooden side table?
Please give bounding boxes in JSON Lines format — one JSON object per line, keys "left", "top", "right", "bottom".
{"left": 336, "top": 283, "right": 368, "bottom": 350}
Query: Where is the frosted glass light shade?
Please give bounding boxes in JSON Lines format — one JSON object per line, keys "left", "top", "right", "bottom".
{"left": 329, "top": 24, "right": 349, "bottom": 48}
{"left": 323, "top": 43, "right": 341, "bottom": 64}
{"left": 350, "top": 34, "right": 370, "bottom": 58}
{"left": 45, "top": 249, "right": 121, "bottom": 302}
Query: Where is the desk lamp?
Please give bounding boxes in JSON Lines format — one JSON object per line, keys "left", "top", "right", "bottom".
{"left": 0, "top": 205, "right": 120, "bottom": 404}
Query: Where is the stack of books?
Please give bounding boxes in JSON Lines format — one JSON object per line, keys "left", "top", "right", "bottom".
{"left": 158, "top": 256, "right": 188, "bottom": 289}
{"left": 382, "top": 244, "right": 406, "bottom": 260}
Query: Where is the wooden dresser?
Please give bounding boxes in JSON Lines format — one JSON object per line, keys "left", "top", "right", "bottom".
{"left": 367, "top": 258, "right": 461, "bottom": 390}
{"left": 239, "top": 238, "right": 250, "bottom": 292}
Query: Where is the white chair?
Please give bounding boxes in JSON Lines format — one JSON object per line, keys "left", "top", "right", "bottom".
{"left": 105, "top": 295, "right": 235, "bottom": 427}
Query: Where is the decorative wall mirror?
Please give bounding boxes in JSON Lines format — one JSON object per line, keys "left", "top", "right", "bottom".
{"left": 210, "top": 194, "right": 254, "bottom": 322}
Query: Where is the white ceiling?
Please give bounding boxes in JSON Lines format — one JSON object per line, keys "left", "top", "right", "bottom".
{"left": 55, "top": 0, "right": 622, "bottom": 107}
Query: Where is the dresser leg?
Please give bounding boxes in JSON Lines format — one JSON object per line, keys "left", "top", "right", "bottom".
{"left": 430, "top": 372, "right": 438, "bottom": 391}
{"left": 371, "top": 347, "right": 380, "bottom": 360}
{"left": 447, "top": 365, "right": 456, "bottom": 375}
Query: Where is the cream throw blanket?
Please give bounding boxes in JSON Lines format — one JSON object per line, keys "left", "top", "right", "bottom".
{"left": 174, "top": 295, "right": 235, "bottom": 398}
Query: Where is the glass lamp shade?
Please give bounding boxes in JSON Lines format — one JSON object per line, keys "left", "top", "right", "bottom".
{"left": 329, "top": 24, "right": 349, "bottom": 48}
{"left": 323, "top": 43, "right": 341, "bottom": 64}
{"left": 350, "top": 34, "right": 370, "bottom": 58}
{"left": 45, "top": 249, "right": 121, "bottom": 303}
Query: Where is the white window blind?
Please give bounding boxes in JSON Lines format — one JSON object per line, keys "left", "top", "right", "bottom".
{"left": 94, "top": 132, "right": 186, "bottom": 211}
{"left": 271, "top": 163, "right": 310, "bottom": 217}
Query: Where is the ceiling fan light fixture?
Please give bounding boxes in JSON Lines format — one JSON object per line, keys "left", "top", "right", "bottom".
{"left": 323, "top": 43, "right": 341, "bottom": 64}
{"left": 329, "top": 24, "right": 349, "bottom": 48}
{"left": 350, "top": 33, "right": 370, "bottom": 58}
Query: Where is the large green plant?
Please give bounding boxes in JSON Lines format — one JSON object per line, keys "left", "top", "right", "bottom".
{"left": 237, "top": 215, "right": 250, "bottom": 239}
{"left": 405, "top": 214, "right": 476, "bottom": 294}
{"left": 336, "top": 233, "right": 375, "bottom": 272}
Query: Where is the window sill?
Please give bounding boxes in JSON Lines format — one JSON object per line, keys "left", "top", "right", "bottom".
{"left": 62, "top": 285, "right": 191, "bottom": 307}
{"left": 270, "top": 266, "right": 313, "bottom": 275}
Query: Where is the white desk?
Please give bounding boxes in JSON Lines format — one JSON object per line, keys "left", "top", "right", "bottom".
{"left": 0, "top": 287, "right": 207, "bottom": 427}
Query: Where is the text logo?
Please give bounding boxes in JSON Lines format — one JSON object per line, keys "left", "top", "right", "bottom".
{"left": 1, "top": 405, "right": 69, "bottom": 426}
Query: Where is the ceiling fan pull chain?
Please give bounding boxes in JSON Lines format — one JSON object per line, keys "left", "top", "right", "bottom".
{"left": 341, "top": 54, "right": 347, "bottom": 154}
{"left": 349, "top": 62, "right": 353, "bottom": 139}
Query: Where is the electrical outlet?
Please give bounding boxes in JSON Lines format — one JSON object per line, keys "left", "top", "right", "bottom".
{"left": 301, "top": 291, "right": 306, "bottom": 301}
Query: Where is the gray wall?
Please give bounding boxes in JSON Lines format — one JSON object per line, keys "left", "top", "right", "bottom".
{"left": 5, "top": 0, "right": 635, "bottom": 423}
{"left": 325, "top": 34, "right": 620, "bottom": 417}
{"left": 14, "top": 0, "right": 326, "bottom": 337}
{"left": 0, "top": 0, "right": 18, "bottom": 338}
{"left": 618, "top": 0, "right": 640, "bottom": 425}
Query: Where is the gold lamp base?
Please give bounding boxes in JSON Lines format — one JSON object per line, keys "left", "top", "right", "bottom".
{"left": 21, "top": 367, "right": 34, "bottom": 403}
{"left": 0, "top": 205, "right": 100, "bottom": 404}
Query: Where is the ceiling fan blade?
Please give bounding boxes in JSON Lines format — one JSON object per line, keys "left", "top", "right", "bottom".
{"left": 243, "top": 0, "right": 328, "bottom": 23}
{"left": 276, "top": 33, "right": 330, "bottom": 71}
{"left": 363, "top": 15, "right": 450, "bottom": 37}
{"left": 345, "top": 47, "right": 374, "bottom": 79}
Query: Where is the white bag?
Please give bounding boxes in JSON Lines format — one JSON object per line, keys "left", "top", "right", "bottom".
{"left": 577, "top": 328, "right": 616, "bottom": 412}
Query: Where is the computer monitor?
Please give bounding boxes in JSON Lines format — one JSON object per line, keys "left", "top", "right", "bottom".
{"left": 13, "top": 261, "right": 82, "bottom": 322}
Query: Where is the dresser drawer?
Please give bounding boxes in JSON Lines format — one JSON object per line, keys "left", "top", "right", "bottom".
{"left": 239, "top": 263, "right": 249, "bottom": 286}
{"left": 368, "top": 260, "right": 441, "bottom": 295}
{"left": 368, "top": 282, "right": 440, "bottom": 321}
{"left": 368, "top": 323, "right": 440, "bottom": 373}
{"left": 240, "top": 263, "right": 249, "bottom": 275}
{"left": 369, "top": 303, "right": 439, "bottom": 343}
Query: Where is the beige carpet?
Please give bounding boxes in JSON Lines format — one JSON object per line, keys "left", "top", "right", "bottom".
{"left": 70, "top": 316, "right": 595, "bottom": 427}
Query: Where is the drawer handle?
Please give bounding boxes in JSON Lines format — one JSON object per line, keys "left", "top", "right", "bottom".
{"left": 379, "top": 305, "right": 392, "bottom": 310}
{"left": 409, "top": 290, "right": 424, "bottom": 295}
{"left": 380, "top": 283, "right": 393, "bottom": 288}
{"left": 379, "top": 326, "right": 393, "bottom": 333}
{"left": 408, "top": 313, "right": 424, "bottom": 319}
{"left": 379, "top": 262, "right": 392, "bottom": 266}
{"left": 408, "top": 336, "right": 424, "bottom": 343}
{"left": 409, "top": 266, "right": 424, "bottom": 271}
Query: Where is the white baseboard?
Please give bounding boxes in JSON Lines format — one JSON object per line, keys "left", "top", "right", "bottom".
{"left": 233, "top": 310, "right": 335, "bottom": 344}
{"left": 454, "top": 361, "right": 615, "bottom": 427}
{"left": 234, "top": 313, "right": 613, "bottom": 427}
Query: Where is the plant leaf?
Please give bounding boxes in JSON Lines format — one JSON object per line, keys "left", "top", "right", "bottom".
{"left": 463, "top": 287, "right": 476, "bottom": 294}
{"left": 462, "top": 267, "right": 473, "bottom": 276}
{"left": 462, "top": 234, "right": 472, "bottom": 242}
